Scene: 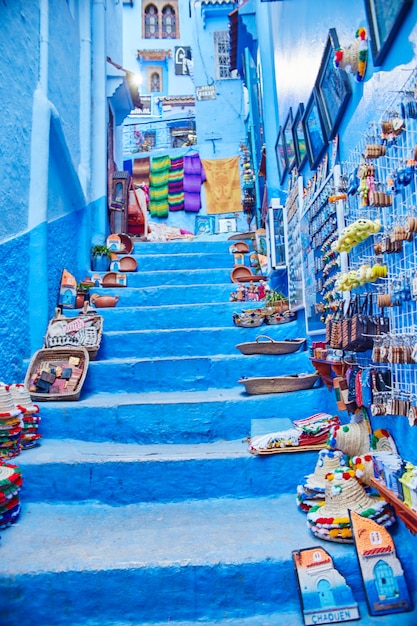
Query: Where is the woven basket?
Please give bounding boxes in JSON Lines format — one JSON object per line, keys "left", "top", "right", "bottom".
{"left": 24, "top": 347, "right": 89, "bottom": 402}
{"left": 119, "top": 256, "right": 138, "bottom": 272}
{"left": 264, "top": 311, "right": 296, "bottom": 325}
{"left": 236, "top": 336, "right": 305, "bottom": 355}
{"left": 44, "top": 307, "right": 103, "bottom": 360}
{"left": 239, "top": 372, "right": 320, "bottom": 395}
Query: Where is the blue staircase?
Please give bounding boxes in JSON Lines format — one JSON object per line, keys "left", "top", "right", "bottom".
{"left": 2, "top": 236, "right": 416, "bottom": 625}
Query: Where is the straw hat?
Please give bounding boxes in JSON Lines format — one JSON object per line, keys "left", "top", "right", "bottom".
{"left": 0, "top": 384, "right": 20, "bottom": 417}
{"left": 349, "top": 454, "right": 375, "bottom": 486}
{"left": 334, "top": 28, "right": 368, "bottom": 83}
{"left": 328, "top": 419, "right": 370, "bottom": 457}
{"left": 7, "top": 383, "right": 39, "bottom": 414}
{"left": 304, "top": 449, "right": 346, "bottom": 491}
{"left": 306, "top": 467, "right": 393, "bottom": 542}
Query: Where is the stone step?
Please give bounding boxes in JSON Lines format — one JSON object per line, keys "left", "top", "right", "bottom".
{"left": 132, "top": 237, "right": 236, "bottom": 255}
{"left": 111, "top": 267, "right": 232, "bottom": 287}
{"left": 91, "top": 283, "right": 238, "bottom": 307}
{"left": 82, "top": 350, "right": 317, "bottom": 394}
{"left": 70, "top": 303, "right": 301, "bottom": 332}
{"left": 127, "top": 251, "right": 233, "bottom": 272}
{"left": 17, "top": 437, "right": 322, "bottom": 503}
{"left": 36, "top": 386, "right": 333, "bottom": 444}
{"left": 3, "top": 494, "right": 414, "bottom": 626}
{"left": 101, "top": 326, "right": 306, "bottom": 359}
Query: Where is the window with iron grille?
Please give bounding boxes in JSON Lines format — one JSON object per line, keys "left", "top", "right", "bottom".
{"left": 214, "top": 31, "right": 231, "bottom": 79}
{"left": 144, "top": 4, "right": 159, "bottom": 38}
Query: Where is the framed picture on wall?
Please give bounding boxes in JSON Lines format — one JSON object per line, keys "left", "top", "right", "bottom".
{"left": 292, "top": 103, "right": 308, "bottom": 169}
{"left": 302, "top": 89, "right": 327, "bottom": 170}
{"left": 315, "top": 28, "right": 352, "bottom": 140}
{"left": 283, "top": 108, "right": 296, "bottom": 172}
{"left": 364, "top": 0, "right": 413, "bottom": 66}
{"left": 275, "top": 126, "right": 288, "bottom": 184}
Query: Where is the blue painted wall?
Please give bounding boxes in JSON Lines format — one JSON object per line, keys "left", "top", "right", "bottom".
{"left": 0, "top": 0, "right": 128, "bottom": 382}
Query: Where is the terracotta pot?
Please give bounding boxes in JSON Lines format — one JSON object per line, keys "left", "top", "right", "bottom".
{"left": 91, "top": 294, "right": 119, "bottom": 308}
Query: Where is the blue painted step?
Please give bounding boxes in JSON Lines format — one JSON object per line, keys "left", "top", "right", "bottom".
{"left": 1, "top": 494, "right": 416, "bottom": 626}
{"left": 93, "top": 282, "right": 237, "bottom": 306}
{"left": 36, "top": 386, "right": 333, "bottom": 444}
{"left": 116, "top": 267, "right": 232, "bottom": 287}
{"left": 81, "top": 350, "right": 317, "bottom": 394}
{"left": 101, "top": 326, "right": 306, "bottom": 359}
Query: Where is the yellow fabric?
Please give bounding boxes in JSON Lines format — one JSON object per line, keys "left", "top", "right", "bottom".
{"left": 201, "top": 157, "right": 242, "bottom": 215}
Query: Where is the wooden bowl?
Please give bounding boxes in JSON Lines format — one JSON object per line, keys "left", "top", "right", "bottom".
{"left": 230, "top": 266, "right": 256, "bottom": 283}
{"left": 117, "top": 233, "right": 134, "bottom": 254}
{"left": 91, "top": 294, "right": 119, "bottom": 308}
{"left": 119, "top": 256, "right": 138, "bottom": 272}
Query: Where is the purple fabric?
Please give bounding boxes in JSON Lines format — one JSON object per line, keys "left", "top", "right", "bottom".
{"left": 183, "top": 154, "right": 206, "bottom": 212}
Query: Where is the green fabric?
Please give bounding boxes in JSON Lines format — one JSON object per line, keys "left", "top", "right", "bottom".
{"left": 149, "top": 155, "right": 171, "bottom": 218}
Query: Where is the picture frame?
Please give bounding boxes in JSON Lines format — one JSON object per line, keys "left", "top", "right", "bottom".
{"left": 194, "top": 215, "right": 215, "bottom": 236}
{"left": 283, "top": 108, "right": 296, "bottom": 172}
{"left": 315, "top": 28, "right": 352, "bottom": 140}
{"left": 302, "top": 89, "right": 327, "bottom": 170}
{"left": 364, "top": 0, "right": 413, "bottom": 66}
{"left": 275, "top": 126, "right": 288, "bottom": 184}
{"left": 292, "top": 103, "right": 308, "bottom": 169}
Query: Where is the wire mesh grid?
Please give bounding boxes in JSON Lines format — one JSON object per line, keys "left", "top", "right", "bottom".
{"left": 340, "top": 68, "right": 417, "bottom": 410}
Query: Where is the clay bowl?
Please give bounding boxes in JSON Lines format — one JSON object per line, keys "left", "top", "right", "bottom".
{"left": 230, "top": 266, "right": 256, "bottom": 283}
{"left": 119, "top": 256, "right": 138, "bottom": 272}
{"left": 117, "top": 233, "right": 134, "bottom": 254}
{"left": 91, "top": 294, "right": 119, "bottom": 308}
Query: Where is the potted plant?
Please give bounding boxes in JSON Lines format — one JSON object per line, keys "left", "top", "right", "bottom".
{"left": 91, "top": 245, "right": 112, "bottom": 272}
{"left": 264, "top": 289, "right": 289, "bottom": 314}
{"left": 75, "top": 280, "right": 94, "bottom": 309}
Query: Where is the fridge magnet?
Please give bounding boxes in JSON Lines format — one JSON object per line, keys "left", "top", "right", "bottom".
{"left": 293, "top": 546, "right": 360, "bottom": 625}
{"left": 349, "top": 510, "right": 412, "bottom": 616}
{"left": 57, "top": 269, "right": 77, "bottom": 309}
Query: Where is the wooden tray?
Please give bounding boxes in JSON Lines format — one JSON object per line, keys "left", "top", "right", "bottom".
{"left": 249, "top": 442, "right": 326, "bottom": 455}
{"left": 236, "top": 336, "right": 306, "bottom": 355}
{"left": 239, "top": 372, "right": 320, "bottom": 395}
{"left": 24, "top": 347, "right": 89, "bottom": 401}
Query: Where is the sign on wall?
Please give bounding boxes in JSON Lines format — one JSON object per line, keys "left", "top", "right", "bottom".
{"left": 195, "top": 86, "right": 216, "bottom": 101}
{"left": 175, "top": 46, "right": 192, "bottom": 75}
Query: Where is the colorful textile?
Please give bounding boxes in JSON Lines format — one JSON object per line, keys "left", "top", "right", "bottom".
{"left": 183, "top": 153, "right": 206, "bottom": 213}
{"left": 149, "top": 155, "right": 170, "bottom": 218}
{"left": 201, "top": 156, "right": 242, "bottom": 215}
{"left": 168, "top": 157, "right": 184, "bottom": 211}
{"left": 133, "top": 156, "right": 151, "bottom": 187}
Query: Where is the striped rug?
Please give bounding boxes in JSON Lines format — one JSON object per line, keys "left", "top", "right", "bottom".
{"left": 149, "top": 155, "right": 170, "bottom": 218}
{"left": 168, "top": 156, "right": 184, "bottom": 211}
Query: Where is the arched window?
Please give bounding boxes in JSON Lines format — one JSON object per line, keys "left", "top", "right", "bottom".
{"left": 142, "top": 0, "right": 179, "bottom": 38}
{"left": 150, "top": 72, "right": 161, "bottom": 92}
{"left": 144, "top": 4, "right": 159, "bottom": 39}
{"left": 162, "top": 5, "right": 176, "bottom": 39}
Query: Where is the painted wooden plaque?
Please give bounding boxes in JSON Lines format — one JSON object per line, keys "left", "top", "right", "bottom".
{"left": 293, "top": 546, "right": 360, "bottom": 625}
{"left": 350, "top": 510, "right": 412, "bottom": 616}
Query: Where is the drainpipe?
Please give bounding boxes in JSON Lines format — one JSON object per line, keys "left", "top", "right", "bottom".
{"left": 91, "top": 0, "right": 108, "bottom": 243}
{"left": 28, "top": 0, "right": 50, "bottom": 353}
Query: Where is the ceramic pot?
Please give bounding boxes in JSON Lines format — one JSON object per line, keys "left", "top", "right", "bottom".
{"left": 91, "top": 294, "right": 119, "bottom": 308}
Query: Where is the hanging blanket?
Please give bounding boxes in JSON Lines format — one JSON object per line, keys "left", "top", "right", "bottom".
{"left": 183, "top": 153, "right": 206, "bottom": 212}
{"left": 201, "top": 156, "right": 242, "bottom": 215}
{"left": 149, "top": 155, "right": 170, "bottom": 218}
{"left": 168, "top": 156, "right": 185, "bottom": 211}
{"left": 133, "top": 156, "right": 151, "bottom": 187}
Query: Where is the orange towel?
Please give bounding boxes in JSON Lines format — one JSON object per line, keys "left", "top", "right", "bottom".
{"left": 201, "top": 156, "right": 242, "bottom": 215}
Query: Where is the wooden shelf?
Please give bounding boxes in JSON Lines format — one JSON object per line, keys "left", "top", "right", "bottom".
{"left": 309, "top": 358, "right": 349, "bottom": 391}
{"left": 370, "top": 477, "right": 417, "bottom": 535}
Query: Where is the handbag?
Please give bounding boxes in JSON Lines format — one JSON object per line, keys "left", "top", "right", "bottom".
{"left": 343, "top": 293, "right": 375, "bottom": 352}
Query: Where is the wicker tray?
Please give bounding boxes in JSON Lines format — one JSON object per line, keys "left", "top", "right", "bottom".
{"left": 44, "top": 307, "right": 103, "bottom": 360}
{"left": 233, "top": 309, "right": 265, "bottom": 328}
{"left": 239, "top": 372, "right": 320, "bottom": 395}
{"left": 250, "top": 442, "right": 326, "bottom": 455}
{"left": 264, "top": 311, "right": 296, "bottom": 325}
{"left": 24, "top": 347, "right": 89, "bottom": 401}
{"left": 236, "top": 336, "right": 306, "bottom": 355}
